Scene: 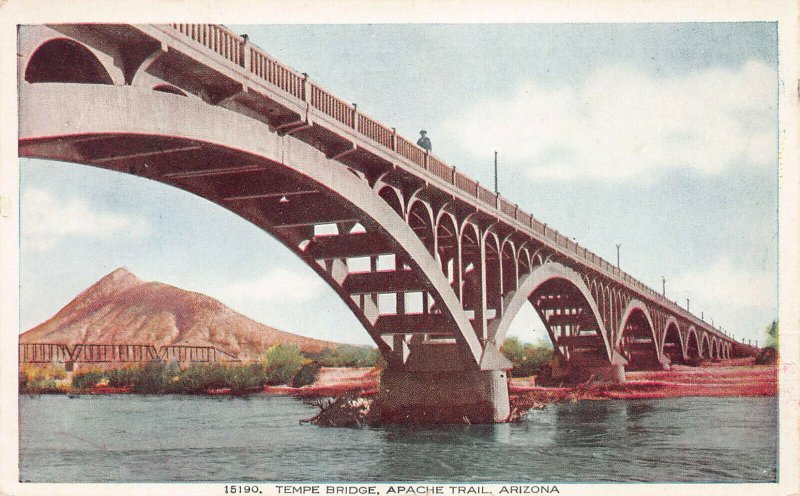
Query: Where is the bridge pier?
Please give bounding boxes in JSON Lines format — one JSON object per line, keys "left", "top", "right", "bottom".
{"left": 376, "top": 367, "right": 510, "bottom": 424}
{"left": 539, "top": 352, "right": 628, "bottom": 385}
{"left": 549, "top": 361, "right": 626, "bottom": 384}
{"left": 585, "top": 363, "right": 626, "bottom": 383}
{"left": 374, "top": 342, "right": 511, "bottom": 424}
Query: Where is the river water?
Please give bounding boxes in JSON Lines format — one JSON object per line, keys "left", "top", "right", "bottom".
{"left": 19, "top": 394, "right": 777, "bottom": 483}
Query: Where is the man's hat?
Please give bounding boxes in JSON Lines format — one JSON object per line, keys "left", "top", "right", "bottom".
{"left": 420, "top": 129, "right": 427, "bottom": 134}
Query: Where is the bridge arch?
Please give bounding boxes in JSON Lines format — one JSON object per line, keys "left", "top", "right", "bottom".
{"left": 376, "top": 185, "right": 404, "bottom": 217}
{"left": 407, "top": 199, "right": 435, "bottom": 255}
{"left": 700, "top": 333, "right": 711, "bottom": 359}
{"left": 616, "top": 299, "right": 661, "bottom": 369}
{"left": 25, "top": 38, "right": 114, "bottom": 85}
{"left": 685, "top": 327, "right": 701, "bottom": 360}
{"left": 500, "top": 238, "right": 518, "bottom": 296}
{"left": 153, "top": 83, "right": 187, "bottom": 96}
{"left": 516, "top": 244, "right": 532, "bottom": 279}
{"left": 434, "top": 210, "right": 459, "bottom": 284}
{"left": 459, "top": 220, "right": 482, "bottom": 323}
{"left": 662, "top": 317, "right": 685, "bottom": 363}
{"left": 530, "top": 249, "right": 545, "bottom": 268}
{"left": 19, "top": 83, "right": 486, "bottom": 365}
{"left": 493, "top": 262, "right": 612, "bottom": 363}
{"left": 482, "top": 229, "right": 502, "bottom": 319}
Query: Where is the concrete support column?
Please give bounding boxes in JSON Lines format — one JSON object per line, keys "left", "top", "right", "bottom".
{"left": 477, "top": 240, "right": 488, "bottom": 341}
{"left": 376, "top": 368, "right": 510, "bottom": 424}
{"left": 585, "top": 363, "right": 626, "bottom": 383}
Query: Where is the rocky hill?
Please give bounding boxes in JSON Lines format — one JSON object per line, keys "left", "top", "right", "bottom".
{"left": 20, "top": 268, "right": 340, "bottom": 360}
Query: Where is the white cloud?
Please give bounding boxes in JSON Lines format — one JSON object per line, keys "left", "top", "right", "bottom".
{"left": 672, "top": 257, "right": 776, "bottom": 310}
{"left": 23, "top": 187, "right": 149, "bottom": 251}
{"left": 443, "top": 60, "right": 776, "bottom": 180}
{"left": 217, "top": 268, "right": 324, "bottom": 304}
{"left": 670, "top": 257, "right": 777, "bottom": 341}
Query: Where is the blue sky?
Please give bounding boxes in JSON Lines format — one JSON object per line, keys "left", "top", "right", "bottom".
{"left": 20, "top": 22, "right": 778, "bottom": 346}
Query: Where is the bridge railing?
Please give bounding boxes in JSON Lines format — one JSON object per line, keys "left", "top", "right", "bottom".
{"left": 164, "top": 24, "right": 733, "bottom": 344}
{"left": 250, "top": 49, "right": 305, "bottom": 100}
{"left": 396, "top": 135, "right": 426, "bottom": 167}
{"left": 310, "top": 82, "right": 355, "bottom": 128}
{"left": 172, "top": 24, "right": 246, "bottom": 67}
{"left": 427, "top": 154, "right": 454, "bottom": 180}
{"left": 358, "top": 113, "right": 394, "bottom": 149}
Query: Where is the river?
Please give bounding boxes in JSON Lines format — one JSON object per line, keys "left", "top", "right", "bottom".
{"left": 19, "top": 394, "right": 777, "bottom": 483}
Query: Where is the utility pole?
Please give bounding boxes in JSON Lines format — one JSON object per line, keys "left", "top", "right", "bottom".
{"left": 616, "top": 244, "right": 621, "bottom": 269}
{"left": 494, "top": 151, "right": 499, "bottom": 194}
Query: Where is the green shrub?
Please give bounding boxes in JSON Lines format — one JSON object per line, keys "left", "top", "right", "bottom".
{"left": 106, "top": 368, "right": 135, "bottom": 387}
{"left": 130, "top": 363, "right": 176, "bottom": 394}
{"left": 308, "top": 345, "right": 379, "bottom": 367}
{"left": 291, "top": 362, "right": 321, "bottom": 387}
{"left": 176, "top": 363, "right": 228, "bottom": 394}
{"left": 19, "top": 365, "right": 72, "bottom": 393}
{"left": 765, "top": 320, "right": 779, "bottom": 349}
{"left": 24, "top": 378, "right": 66, "bottom": 394}
{"left": 71, "top": 370, "right": 105, "bottom": 390}
{"left": 260, "top": 344, "right": 307, "bottom": 385}
{"left": 19, "top": 370, "right": 28, "bottom": 391}
{"left": 501, "top": 337, "right": 554, "bottom": 378}
{"left": 227, "top": 363, "right": 269, "bottom": 395}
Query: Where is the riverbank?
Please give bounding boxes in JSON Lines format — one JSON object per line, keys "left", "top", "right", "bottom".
{"left": 20, "top": 360, "right": 776, "bottom": 403}
{"left": 509, "top": 359, "right": 776, "bottom": 407}
{"left": 299, "top": 360, "right": 777, "bottom": 425}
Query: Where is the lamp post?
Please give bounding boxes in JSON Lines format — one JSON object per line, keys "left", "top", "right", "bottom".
{"left": 661, "top": 277, "right": 665, "bottom": 296}
{"left": 494, "top": 151, "right": 499, "bottom": 195}
{"left": 616, "top": 244, "right": 621, "bottom": 269}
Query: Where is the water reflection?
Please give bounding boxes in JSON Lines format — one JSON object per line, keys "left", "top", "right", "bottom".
{"left": 19, "top": 395, "right": 777, "bottom": 483}
{"left": 551, "top": 400, "right": 628, "bottom": 447}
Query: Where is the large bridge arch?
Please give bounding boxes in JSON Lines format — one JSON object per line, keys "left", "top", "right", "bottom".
{"left": 19, "top": 82, "right": 486, "bottom": 366}
{"left": 492, "top": 262, "right": 612, "bottom": 363}
{"left": 615, "top": 299, "right": 661, "bottom": 369}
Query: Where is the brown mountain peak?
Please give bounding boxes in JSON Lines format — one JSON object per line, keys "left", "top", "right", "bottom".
{"left": 27, "top": 267, "right": 143, "bottom": 331}
{"left": 20, "top": 268, "right": 342, "bottom": 360}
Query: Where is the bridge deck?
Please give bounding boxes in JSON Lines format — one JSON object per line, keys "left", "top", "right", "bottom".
{"left": 145, "top": 23, "right": 731, "bottom": 345}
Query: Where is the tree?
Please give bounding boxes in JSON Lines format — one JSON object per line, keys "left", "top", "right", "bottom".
{"left": 260, "top": 344, "right": 307, "bottom": 385}
{"left": 765, "top": 320, "right": 779, "bottom": 349}
{"left": 500, "top": 337, "right": 554, "bottom": 378}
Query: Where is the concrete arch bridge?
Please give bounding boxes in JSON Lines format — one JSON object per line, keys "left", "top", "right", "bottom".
{"left": 17, "top": 24, "right": 757, "bottom": 423}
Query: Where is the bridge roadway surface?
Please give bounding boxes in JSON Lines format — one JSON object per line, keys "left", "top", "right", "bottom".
{"left": 17, "top": 24, "right": 759, "bottom": 423}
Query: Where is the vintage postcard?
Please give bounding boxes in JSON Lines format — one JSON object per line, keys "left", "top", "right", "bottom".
{"left": 1, "top": 1, "right": 798, "bottom": 495}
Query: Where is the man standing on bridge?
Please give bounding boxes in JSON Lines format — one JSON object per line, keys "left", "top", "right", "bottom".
{"left": 417, "top": 129, "right": 432, "bottom": 151}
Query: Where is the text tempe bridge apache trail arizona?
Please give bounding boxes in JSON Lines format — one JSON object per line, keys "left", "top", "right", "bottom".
{"left": 18, "top": 23, "right": 758, "bottom": 423}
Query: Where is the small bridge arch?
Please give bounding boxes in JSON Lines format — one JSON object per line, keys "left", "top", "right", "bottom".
{"left": 661, "top": 317, "right": 685, "bottom": 363}
{"left": 492, "top": 262, "right": 613, "bottom": 364}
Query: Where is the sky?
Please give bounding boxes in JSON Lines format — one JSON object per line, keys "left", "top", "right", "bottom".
{"left": 19, "top": 22, "right": 779, "bottom": 347}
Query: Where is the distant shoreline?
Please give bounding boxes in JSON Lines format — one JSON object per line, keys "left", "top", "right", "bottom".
{"left": 20, "top": 361, "right": 776, "bottom": 403}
